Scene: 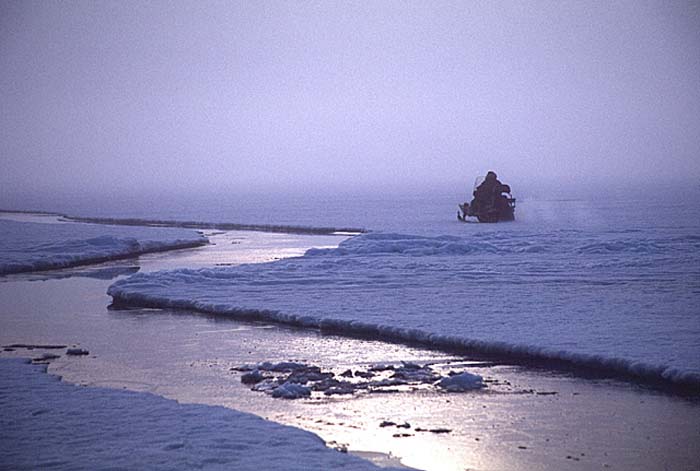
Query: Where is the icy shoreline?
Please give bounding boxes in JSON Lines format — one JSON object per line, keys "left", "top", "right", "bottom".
{"left": 1, "top": 239, "right": 206, "bottom": 275}
{"left": 108, "top": 286, "right": 700, "bottom": 390}
{"left": 0, "top": 219, "right": 208, "bottom": 275}
{"left": 0, "top": 358, "right": 400, "bottom": 470}
{"left": 0, "top": 209, "right": 365, "bottom": 236}
{"left": 108, "top": 231, "right": 700, "bottom": 391}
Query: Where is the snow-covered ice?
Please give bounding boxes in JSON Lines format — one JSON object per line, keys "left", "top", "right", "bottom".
{"left": 272, "top": 382, "right": 313, "bottom": 399}
{"left": 0, "top": 358, "right": 401, "bottom": 470}
{"left": 238, "top": 359, "right": 480, "bottom": 399}
{"left": 109, "top": 229, "right": 700, "bottom": 387}
{"left": 0, "top": 219, "right": 206, "bottom": 275}
{"left": 437, "top": 372, "right": 484, "bottom": 392}
{"left": 2, "top": 194, "right": 699, "bottom": 470}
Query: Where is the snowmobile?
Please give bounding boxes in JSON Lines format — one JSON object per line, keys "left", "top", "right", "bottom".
{"left": 458, "top": 178, "right": 516, "bottom": 223}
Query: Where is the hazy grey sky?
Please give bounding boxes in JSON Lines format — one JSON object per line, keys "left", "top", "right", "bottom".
{"left": 1, "top": 1, "right": 698, "bottom": 195}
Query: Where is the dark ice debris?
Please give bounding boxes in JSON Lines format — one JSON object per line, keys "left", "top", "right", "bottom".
{"left": 285, "top": 367, "right": 334, "bottom": 384}
{"left": 241, "top": 369, "right": 267, "bottom": 384}
{"left": 258, "top": 361, "right": 309, "bottom": 372}
{"left": 414, "top": 427, "right": 452, "bottom": 434}
{"left": 238, "top": 359, "right": 488, "bottom": 400}
{"left": 354, "top": 370, "right": 375, "bottom": 378}
{"left": 271, "top": 382, "right": 311, "bottom": 399}
{"left": 327, "top": 441, "right": 348, "bottom": 453}
{"left": 66, "top": 348, "right": 89, "bottom": 356}
{"left": 252, "top": 379, "right": 280, "bottom": 392}
{"left": 369, "top": 388, "right": 401, "bottom": 394}
{"left": 369, "top": 378, "right": 409, "bottom": 388}
{"left": 4, "top": 344, "right": 67, "bottom": 349}
{"left": 369, "top": 364, "right": 395, "bottom": 372}
{"left": 312, "top": 378, "right": 358, "bottom": 396}
{"left": 323, "top": 384, "right": 357, "bottom": 396}
{"left": 429, "top": 428, "right": 451, "bottom": 434}
{"left": 311, "top": 377, "right": 342, "bottom": 392}
{"left": 391, "top": 364, "right": 441, "bottom": 383}
{"left": 33, "top": 353, "right": 60, "bottom": 362}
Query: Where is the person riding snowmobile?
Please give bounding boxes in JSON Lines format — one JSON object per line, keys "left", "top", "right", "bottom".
{"left": 470, "top": 171, "right": 502, "bottom": 214}
{"left": 459, "top": 171, "right": 515, "bottom": 222}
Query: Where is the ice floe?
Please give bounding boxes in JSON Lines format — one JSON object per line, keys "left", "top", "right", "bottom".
{"left": 0, "top": 219, "right": 206, "bottom": 275}
{"left": 437, "top": 372, "right": 485, "bottom": 392}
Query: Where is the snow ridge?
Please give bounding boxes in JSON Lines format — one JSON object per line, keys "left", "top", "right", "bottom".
{"left": 305, "top": 231, "right": 700, "bottom": 257}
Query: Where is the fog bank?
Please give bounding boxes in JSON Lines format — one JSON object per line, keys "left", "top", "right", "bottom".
{"left": 1, "top": 1, "right": 698, "bottom": 198}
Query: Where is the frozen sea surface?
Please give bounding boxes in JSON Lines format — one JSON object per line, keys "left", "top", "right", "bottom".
{"left": 0, "top": 218, "right": 206, "bottom": 275}
{"left": 108, "top": 230, "right": 700, "bottom": 386}
{"left": 0, "top": 358, "right": 401, "bottom": 471}
{"left": 2, "top": 228, "right": 698, "bottom": 471}
{"left": 107, "top": 192, "right": 700, "bottom": 388}
{"left": 4, "top": 188, "right": 699, "bottom": 387}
